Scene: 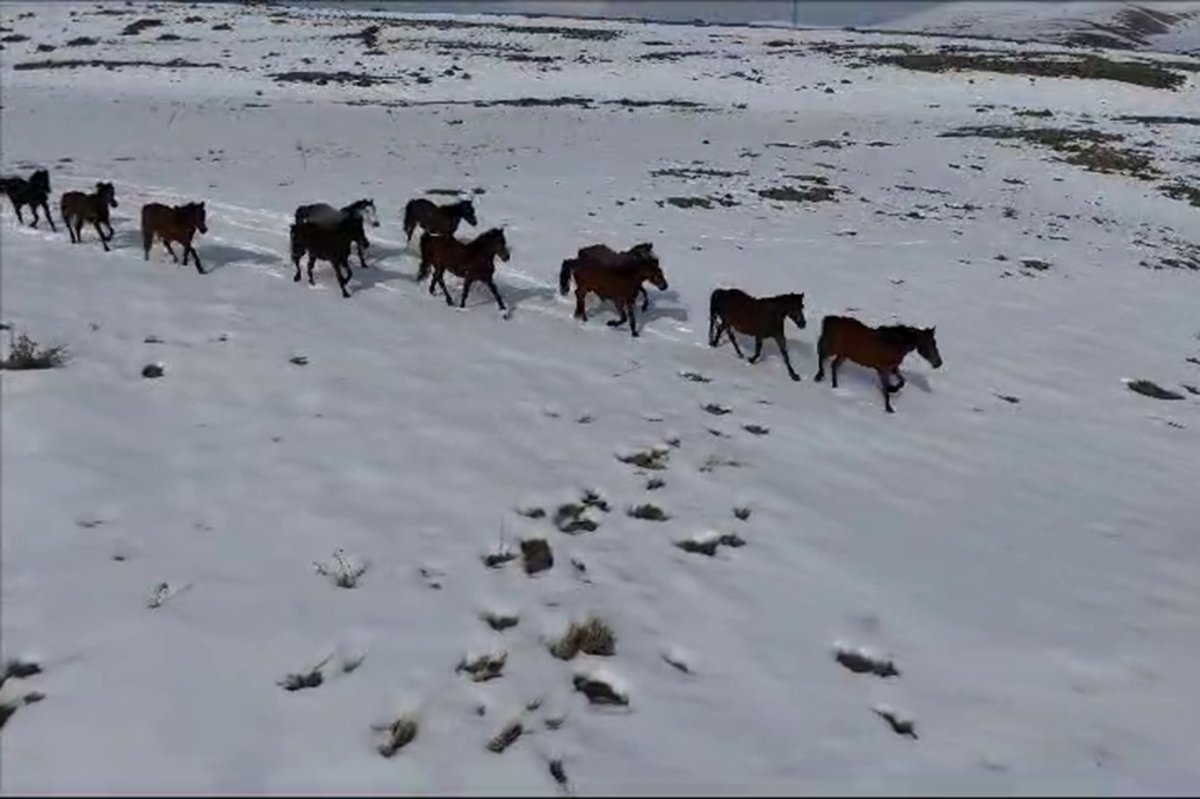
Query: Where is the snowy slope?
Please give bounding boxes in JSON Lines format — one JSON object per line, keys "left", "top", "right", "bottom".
{"left": 2, "top": 2, "right": 1200, "bottom": 794}
{"left": 881, "top": 1, "right": 1200, "bottom": 54}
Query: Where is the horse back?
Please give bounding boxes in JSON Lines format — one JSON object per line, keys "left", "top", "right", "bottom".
{"left": 822, "top": 315, "right": 900, "bottom": 368}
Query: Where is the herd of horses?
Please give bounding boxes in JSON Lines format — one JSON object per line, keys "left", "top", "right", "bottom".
{"left": 1, "top": 166, "right": 943, "bottom": 413}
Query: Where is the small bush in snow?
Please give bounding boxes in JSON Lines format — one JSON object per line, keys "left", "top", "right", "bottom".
{"left": 376, "top": 714, "right": 418, "bottom": 757}
{"left": 550, "top": 616, "right": 616, "bottom": 660}
{"left": 627, "top": 503, "right": 670, "bottom": 521}
{"left": 456, "top": 650, "right": 507, "bottom": 682}
{"left": 486, "top": 720, "right": 523, "bottom": 753}
{"left": 521, "top": 538, "right": 553, "bottom": 575}
{"left": 617, "top": 445, "right": 670, "bottom": 471}
{"left": 314, "top": 549, "right": 368, "bottom": 588}
{"left": 0, "top": 331, "right": 67, "bottom": 371}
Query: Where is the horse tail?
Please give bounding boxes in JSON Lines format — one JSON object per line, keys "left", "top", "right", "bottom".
{"left": 708, "top": 289, "right": 724, "bottom": 345}
{"left": 288, "top": 223, "right": 303, "bottom": 264}
{"left": 403, "top": 200, "right": 417, "bottom": 242}
{"left": 559, "top": 258, "right": 577, "bottom": 296}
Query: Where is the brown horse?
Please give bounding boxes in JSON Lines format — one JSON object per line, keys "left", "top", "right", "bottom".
{"left": 0, "top": 168, "right": 55, "bottom": 230}
{"left": 61, "top": 182, "right": 118, "bottom": 251}
{"left": 403, "top": 197, "right": 477, "bottom": 243}
{"left": 708, "top": 288, "right": 807, "bottom": 381}
{"left": 813, "top": 315, "right": 942, "bottom": 413}
{"left": 417, "top": 227, "right": 511, "bottom": 310}
{"left": 289, "top": 216, "right": 361, "bottom": 298}
{"left": 577, "top": 242, "right": 659, "bottom": 311}
{"left": 559, "top": 252, "right": 668, "bottom": 338}
{"left": 141, "top": 201, "right": 208, "bottom": 274}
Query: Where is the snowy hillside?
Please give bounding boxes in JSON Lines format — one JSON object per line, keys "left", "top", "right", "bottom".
{"left": 2, "top": 1, "right": 1200, "bottom": 794}
{"left": 880, "top": 1, "right": 1200, "bottom": 55}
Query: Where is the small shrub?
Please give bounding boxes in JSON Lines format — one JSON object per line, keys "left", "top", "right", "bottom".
{"left": 456, "top": 650, "right": 507, "bottom": 682}
{"left": 314, "top": 549, "right": 368, "bottom": 588}
{"left": 627, "top": 503, "right": 670, "bottom": 521}
{"left": 486, "top": 720, "right": 523, "bottom": 753}
{"left": 646, "top": 477, "right": 666, "bottom": 491}
{"left": 376, "top": 715, "right": 418, "bottom": 757}
{"left": 676, "top": 531, "right": 745, "bottom": 556}
{"left": 483, "top": 546, "right": 516, "bottom": 568}
{"left": 580, "top": 488, "right": 610, "bottom": 512}
{"left": 521, "top": 538, "right": 553, "bottom": 574}
{"left": 617, "top": 445, "right": 670, "bottom": 470}
{"left": 733, "top": 506, "right": 751, "bottom": 521}
{"left": 553, "top": 503, "right": 598, "bottom": 534}
{"left": 0, "top": 331, "right": 68, "bottom": 370}
{"left": 550, "top": 616, "right": 616, "bottom": 660}
{"left": 516, "top": 506, "right": 545, "bottom": 519}
{"left": 279, "top": 669, "right": 323, "bottom": 691}
{"left": 121, "top": 18, "right": 163, "bottom": 36}
{"left": 481, "top": 611, "right": 519, "bottom": 631}
{"left": 572, "top": 673, "right": 628, "bottom": 706}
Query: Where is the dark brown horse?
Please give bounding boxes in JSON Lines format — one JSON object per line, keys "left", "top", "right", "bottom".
{"left": 417, "top": 227, "right": 511, "bottom": 310}
{"left": 294, "top": 198, "right": 377, "bottom": 269}
{"left": 142, "top": 201, "right": 208, "bottom": 274}
{"left": 708, "top": 288, "right": 807, "bottom": 381}
{"left": 577, "top": 242, "right": 659, "bottom": 311}
{"left": 60, "top": 182, "right": 118, "bottom": 251}
{"left": 813, "top": 315, "right": 942, "bottom": 413}
{"left": 0, "top": 168, "right": 55, "bottom": 230}
{"left": 559, "top": 251, "right": 668, "bottom": 338}
{"left": 289, "top": 215, "right": 363, "bottom": 299}
{"left": 403, "top": 197, "right": 477, "bottom": 243}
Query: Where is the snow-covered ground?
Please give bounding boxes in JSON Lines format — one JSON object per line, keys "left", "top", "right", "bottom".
{"left": 2, "top": 2, "right": 1199, "bottom": 794}
{"left": 879, "top": 1, "right": 1200, "bottom": 54}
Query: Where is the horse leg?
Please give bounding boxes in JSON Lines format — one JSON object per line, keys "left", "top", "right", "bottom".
{"left": 41, "top": 202, "right": 56, "bottom": 232}
{"left": 748, "top": 337, "right": 765, "bottom": 364}
{"left": 726, "top": 326, "right": 746, "bottom": 359}
{"left": 434, "top": 268, "right": 454, "bottom": 305}
{"left": 877, "top": 369, "right": 896, "bottom": 413}
{"left": 485, "top": 277, "right": 506, "bottom": 311}
{"left": 459, "top": 277, "right": 474, "bottom": 308}
{"left": 188, "top": 245, "right": 205, "bottom": 275}
{"left": 830, "top": 356, "right": 846, "bottom": 388}
{"left": 94, "top": 221, "right": 110, "bottom": 251}
{"left": 606, "top": 304, "right": 629, "bottom": 329}
{"left": 627, "top": 302, "right": 640, "bottom": 337}
{"left": 776, "top": 335, "right": 801, "bottom": 381}
{"left": 891, "top": 368, "right": 906, "bottom": 392}
{"left": 356, "top": 241, "right": 369, "bottom": 269}
{"left": 292, "top": 250, "right": 302, "bottom": 282}
{"left": 13, "top": 201, "right": 24, "bottom": 225}
{"left": 336, "top": 259, "right": 351, "bottom": 299}
{"left": 640, "top": 285, "right": 650, "bottom": 313}
{"left": 307, "top": 254, "right": 317, "bottom": 286}
{"left": 28, "top": 204, "right": 39, "bottom": 228}
{"left": 103, "top": 220, "right": 115, "bottom": 239}
{"left": 163, "top": 241, "right": 180, "bottom": 264}
{"left": 574, "top": 288, "right": 588, "bottom": 321}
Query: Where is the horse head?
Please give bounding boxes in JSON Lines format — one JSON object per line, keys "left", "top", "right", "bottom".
{"left": 643, "top": 261, "right": 668, "bottom": 292}
{"left": 355, "top": 198, "right": 380, "bottom": 228}
{"left": 488, "top": 227, "right": 510, "bottom": 263}
{"left": 917, "top": 326, "right": 942, "bottom": 369}
{"left": 783, "top": 293, "right": 807, "bottom": 329}
{"left": 458, "top": 200, "right": 478, "bottom": 227}
{"left": 30, "top": 169, "right": 50, "bottom": 193}
{"left": 97, "top": 182, "right": 118, "bottom": 208}
{"left": 191, "top": 201, "right": 208, "bottom": 234}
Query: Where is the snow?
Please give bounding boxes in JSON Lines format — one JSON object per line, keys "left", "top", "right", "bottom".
{"left": 881, "top": 1, "right": 1200, "bottom": 55}
{"left": 2, "top": 1, "right": 1200, "bottom": 794}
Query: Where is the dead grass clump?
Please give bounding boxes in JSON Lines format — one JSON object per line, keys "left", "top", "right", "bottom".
{"left": 553, "top": 503, "right": 598, "bottom": 534}
{"left": 482, "top": 611, "right": 519, "bottom": 631}
{"left": 627, "top": 503, "right": 670, "bottom": 522}
{"left": 376, "top": 715, "right": 418, "bottom": 757}
{"left": 313, "top": 549, "right": 367, "bottom": 588}
{"left": 550, "top": 617, "right": 616, "bottom": 660}
{"left": 1062, "top": 143, "right": 1159, "bottom": 178}
{"left": 675, "top": 532, "right": 746, "bottom": 556}
{"left": 617, "top": 445, "right": 670, "bottom": 471}
{"left": 572, "top": 673, "right": 628, "bottom": 706}
{"left": 758, "top": 185, "right": 838, "bottom": 203}
{"left": 121, "top": 18, "right": 163, "bottom": 36}
{"left": 456, "top": 651, "right": 507, "bottom": 682}
{"left": 483, "top": 545, "right": 516, "bottom": 568}
{"left": 486, "top": 720, "right": 523, "bottom": 753}
{"left": 1160, "top": 181, "right": 1200, "bottom": 207}
{"left": 0, "top": 331, "right": 68, "bottom": 370}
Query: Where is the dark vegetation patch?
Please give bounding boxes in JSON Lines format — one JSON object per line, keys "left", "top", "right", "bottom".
{"left": 1015, "top": 108, "right": 1054, "bottom": 118}
{"left": 874, "top": 707, "right": 918, "bottom": 739}
{"left": 939, "top": 125, "right": 1159, "bottom": 179}
{"left": 1160, "top": 181, "right": 1200, "bottom": 207}
{"left": 15, "top": 57, "right": 226, "bottom": 71}
{"left": 573, "top": 674, "right": 628, "bottom": 706}
{"left": 65, "top": 36, "right": 98, "bottom": 47}
{"left": 663, "top": 194, "right": 739, "bottom": 210}
{"left": 272, "top": 70, "right": 394, "bottom": 87}
{"left": 357, "top": 15, "right": 620, "bottom": 40}
{"left": 0, "top": 34, "right": 29, "bottom": 43}
{"left": 869, "top": 51, "right": 1187, "bottom": 90}
{"left": 1, "top": 332, "right": 67, "bottom": 370}
{"left": 834, "top": 647, "right": 899, "bottom": 678}
{"left": 120, "top": 18, "right": 164, "bottom": 36}
{"left": 1126, "top": 379, "right": 1185, "bottom": 400}
{"left": 675, "top": 532, "right": 746, "bottom": 556}
{"left": 1114, "top": 114, "right": 1200, "bottom": 126}
{"left": 651, "top": 166, "right": 748, "bottom": 179}
{"left": 759, "top": 185, "right": 838, "bottom": 203}
{"left": 639, "top": 49, "right": 714, "bottom": 61}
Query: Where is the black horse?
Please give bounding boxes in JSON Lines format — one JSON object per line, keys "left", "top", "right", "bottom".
{"left": 294, "top": 198, "right": 378, "bottom": 269}
{"left": 0, "top": 168, "right": 55, "bottom": 230}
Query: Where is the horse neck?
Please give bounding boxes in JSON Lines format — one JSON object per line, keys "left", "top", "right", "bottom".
{"left": 878, "top": 326, "right": 920, "bottom": 355}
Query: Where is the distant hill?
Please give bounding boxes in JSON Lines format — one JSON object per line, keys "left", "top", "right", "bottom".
{"left": 873, "top": 1, "right": 1200, "bottom": 54}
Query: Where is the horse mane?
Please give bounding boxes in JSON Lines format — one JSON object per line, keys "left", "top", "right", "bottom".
{"left": 467, "top": 227, "right": 504, "bottom": 249}
{"left": 876, "top": 324, "right": 921, "bottom": 350}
